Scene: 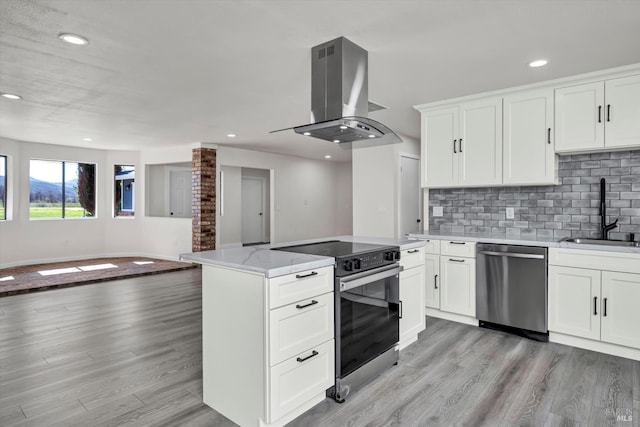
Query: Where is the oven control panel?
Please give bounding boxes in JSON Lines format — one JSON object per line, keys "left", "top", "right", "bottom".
{"left": 339, "top": 249, "right": 400, "bottom": 275}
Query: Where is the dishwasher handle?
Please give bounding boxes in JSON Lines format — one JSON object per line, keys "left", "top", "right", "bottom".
{"left": 477, "top": 250, "right": 545, "bottom": 260}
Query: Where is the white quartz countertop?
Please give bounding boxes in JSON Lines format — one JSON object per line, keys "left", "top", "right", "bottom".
{"left": 407, "top": 231, "right": 640, "bottom": 254}
{"left": 180, "top": 235, "right": 422, "bottom": 278}
{"left": 180, "top": 246, "right": 335, "bottom": 278}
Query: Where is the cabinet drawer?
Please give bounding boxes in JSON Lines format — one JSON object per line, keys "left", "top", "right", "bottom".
{"left": 422, "top": 239, "right": 441, "bottom": 255}
{"left": 400, "top": 247, "right": 424, "bottom": 270}
{"left": 440, "top": 241, "right": 476, "bottom": 258}
{"left": 268, "top": 266, "right": 334, "bottom": 309}
{"left": 549, "top": 248, "right": 640, "bottom": 274}
{"left": 268, "top": 339, "right": 334, "bottom": 423}
{"left": 268, "top": 292, "right": 334, "bottom": 366}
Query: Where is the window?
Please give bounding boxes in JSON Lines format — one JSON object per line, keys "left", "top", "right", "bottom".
{"left": 29, "top": 160, "right": 96, "bottom": 219}
{"left": 114, "top": 165, "right": 135, "bottom": 217}
{"left": 0, "top": 155, "right": 6, "bottom": 220}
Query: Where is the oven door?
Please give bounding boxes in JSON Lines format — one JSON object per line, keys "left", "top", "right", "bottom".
{"left": 336, "top": 264, "right": 401, "bottom": 379}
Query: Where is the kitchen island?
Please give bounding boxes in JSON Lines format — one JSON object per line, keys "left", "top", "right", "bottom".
{"left": 180, "top": 235, "right": 424, "bottom": 427}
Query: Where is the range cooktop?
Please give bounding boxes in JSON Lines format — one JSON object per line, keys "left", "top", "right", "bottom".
{"left": 273, "top": 240, "right": 400, "bottom": 276}
{"left": 273, "top": 240, "right": 392, "bottom": 258}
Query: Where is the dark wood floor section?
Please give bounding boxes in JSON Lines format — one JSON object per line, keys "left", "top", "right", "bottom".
{"left": 0, "top": 257, "right": 197, "bottom": 297}
{"left": 0, "top": 270, "right": 638, "bottom": 426}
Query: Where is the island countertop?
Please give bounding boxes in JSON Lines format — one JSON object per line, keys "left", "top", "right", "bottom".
{"left": 180, "top": 246, "right": 334, "bottom": 278}
{"left": 180, "top": 235, "right": 424, "bottom": 278}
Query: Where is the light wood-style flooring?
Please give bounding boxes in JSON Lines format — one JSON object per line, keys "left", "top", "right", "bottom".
{"left": 0, "top": 270, "right": 638, "bottom": 426}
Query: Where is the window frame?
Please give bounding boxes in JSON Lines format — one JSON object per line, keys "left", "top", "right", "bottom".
{"left": 0, "top": 155, "right": 6, "bottom": 221}
{"left": 29, "top": 158, "right": 97, "bottom": 220}
{"left": 114, "top": 164, "right": 136, "bottom": 218}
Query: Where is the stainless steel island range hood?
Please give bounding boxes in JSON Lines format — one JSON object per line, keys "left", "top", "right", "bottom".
{"left": 273, "top": 37, "right": 401, "bottom": 149}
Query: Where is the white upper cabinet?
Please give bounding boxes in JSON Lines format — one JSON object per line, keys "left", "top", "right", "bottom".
{"left": 605, "top": 75, "right": 640, "bottom": 148}
{"left": 555, "top": 74, "right": 640, "bottom": 152}
{"left": 503, "top": 89, "right": 556, "bottom": 185}
{"left": 422, "top": 98, "right": 502, "bottom": 188}
{"left": 459, "top": 98, "right": 503, "bottom": 187}
{"left": 417, "top": 65, "right": 640, "bottom": 188}
{"left": 423, "top": 107, "right": 458, "bottom": 187}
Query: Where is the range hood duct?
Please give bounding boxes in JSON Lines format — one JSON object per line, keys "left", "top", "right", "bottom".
{"left": 273, "top": 37, "right": 402, "bottom": 149}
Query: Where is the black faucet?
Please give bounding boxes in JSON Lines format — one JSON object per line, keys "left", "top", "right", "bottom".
{"left": 600, "top": 177, "right": 618, "bottom": 240}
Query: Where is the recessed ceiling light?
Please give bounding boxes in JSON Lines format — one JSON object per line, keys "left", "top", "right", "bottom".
{"left": 324, "top": 155, "right": 332, "bottom": 159}
{"left": 226, "top": 133, "right": 236, "bottom": 138}
{"left": 368, "top": 134, "right": 376, "bottom": 138}
{"left": 529, "top": 59, "right": 548, "bottom": 68}
{"left": 303, "top": 132, "right": 311, "bottom": 136}
{"left": 333, "top": 139, "right": 340, "bottom": 143}
{"left": 83, "top": 138, "right": 92, "bottom": 142}
{"left": 339, "top": 125, "right": 348, "bottom": 130}
{"left": 1, "top": 93, "right": 22, "bottom": 100}
{"left": 59, "top": 33, "right": 89, "bottom": 46}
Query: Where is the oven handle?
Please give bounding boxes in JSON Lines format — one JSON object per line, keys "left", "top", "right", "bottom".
{"left": 339, "top": 265, "right": 404, "bottom": 292}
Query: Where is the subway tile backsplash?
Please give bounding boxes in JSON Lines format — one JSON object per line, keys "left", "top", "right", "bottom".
{"left": 428, "top": 150, "right": 640, "bottom": 241}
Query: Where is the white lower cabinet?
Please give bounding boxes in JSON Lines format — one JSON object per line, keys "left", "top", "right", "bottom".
{"left": 202, "top": 265, "right": 335, "bottom": 427}
{"left": 399, "top": 248, "right": 426, "bottom": 350}
{"left": 424, "top": 253, "right": 440, "bottom": 309}
{"left": 601, "top": 271, "right": 640, "bottom": 349}
{"left": 548, "top": 265, "right": 601, "bottom": 341}
{"left": 440, "top": 256, "right": 476, "bottom": 317}
{"left": 421, "top": 239, "right": 477, "bottom": 325}
{"left": 268, "top": 292, "right": 334, "bottom": 365}
{"left": 268, "top": 339, "right": 334, "bottom": 422}
{"left": 548, "top": 248, "right": 640, "bottom": 360}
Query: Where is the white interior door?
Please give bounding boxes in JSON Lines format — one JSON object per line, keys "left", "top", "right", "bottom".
{"left": 169, "top": 169, "right": 192, "bottom": 218}
{"left": 242, "top": 177, "right": 265, "bottom": 244}
{"left": 399, "top": 155, "right": 421, "bottom": 236}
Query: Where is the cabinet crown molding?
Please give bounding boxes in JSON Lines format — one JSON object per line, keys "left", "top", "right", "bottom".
{"left": 414, "top": 63, "right": 640, "bottom": 112}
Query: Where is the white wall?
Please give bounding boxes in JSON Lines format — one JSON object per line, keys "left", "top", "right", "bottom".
{"left": 0, "top": 138, "right": 353, "bottom": 267}
{"left": 352, "top": 134, "right": 420, "bottom": 239}
{"left": 216, "top": 146, "right": 352, "bottom": 245}
{"left": 219, "top": 165, "right": 242, "bottom": 247}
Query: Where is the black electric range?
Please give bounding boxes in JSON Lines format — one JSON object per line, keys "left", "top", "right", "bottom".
{"left": 273, "top": 240, "right": 400, "bottom": 277}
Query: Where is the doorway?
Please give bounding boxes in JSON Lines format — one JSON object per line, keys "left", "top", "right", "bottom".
{"left": 218, "top": 166, "right": 272, "bottom": 248}
{"left": 399, "top": 154, "right": 422, "bottom": 236}
{"left": 241, "top": 176, "right": 266, "bottom": 245}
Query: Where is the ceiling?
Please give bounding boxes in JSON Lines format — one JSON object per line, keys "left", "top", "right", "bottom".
{"left": 1, "top": 0, "right": 639, "bottom": 162}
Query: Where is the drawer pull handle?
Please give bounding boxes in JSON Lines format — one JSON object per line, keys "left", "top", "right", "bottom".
{"left": 296, "top": 350, "right": 319, "bottom": 363}
{"left": 434, "top": 274, "right": 438, "bottom": 289}
{"left": 547, "top": 128, "right": 551, "bottom": 144}
{"left": 399, "top": 300, "right": 403, "bottom": 319}
{"left": 593, "top": 296, "right": 597, "bottom": 315}
{"left": 603, "top": 298, "right": 607, "bottom": 317}
{"left": 295, "top": 271, "right": 318, "bottom": 279}
{"left": 449, "top": 241, "right": 466, "bottom": 245}
{"left": 408, "top": 249, "right": 420, "bottom": 254}
{"left": 295, "top": 300, "right": 318, "bottom": 309}
{"left": 449, "top": 258, "right": 465, "bottom": 262}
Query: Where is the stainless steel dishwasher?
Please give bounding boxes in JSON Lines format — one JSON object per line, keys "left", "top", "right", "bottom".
{"left": 476, "top": 243, "right": 548, "bottom": 341}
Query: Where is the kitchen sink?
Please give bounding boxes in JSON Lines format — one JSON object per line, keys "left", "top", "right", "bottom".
{"left": 562, "top": 238, "right": 640, "bottom": 248}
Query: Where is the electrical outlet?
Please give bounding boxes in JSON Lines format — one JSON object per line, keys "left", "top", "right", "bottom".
{"left": 433, "top": 206, "right": 444, "bottom": 217}
{"left": 506, "top": 207, "right": 515, "bottom": 219}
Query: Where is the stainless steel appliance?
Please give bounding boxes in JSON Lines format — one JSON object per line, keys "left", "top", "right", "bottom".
{"left": 476, "top": 243, "right": 548, "bottom": 341}
{"left": 273, "top": 241, "right": 401, "bottom": 402}
{"left": 271, "top": 37, "right": 402, "bottom": 149}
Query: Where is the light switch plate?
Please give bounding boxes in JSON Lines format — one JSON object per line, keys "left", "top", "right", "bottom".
{"left": 506, "top": 207, "right": 515, "bottom": 219}
{"left": 433, "top": 206, "right": 444, "bottom": 217}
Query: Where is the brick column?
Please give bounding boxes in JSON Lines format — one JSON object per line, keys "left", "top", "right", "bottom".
{"left": 192, "top": 148, "right": 216, "bottom": 252}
